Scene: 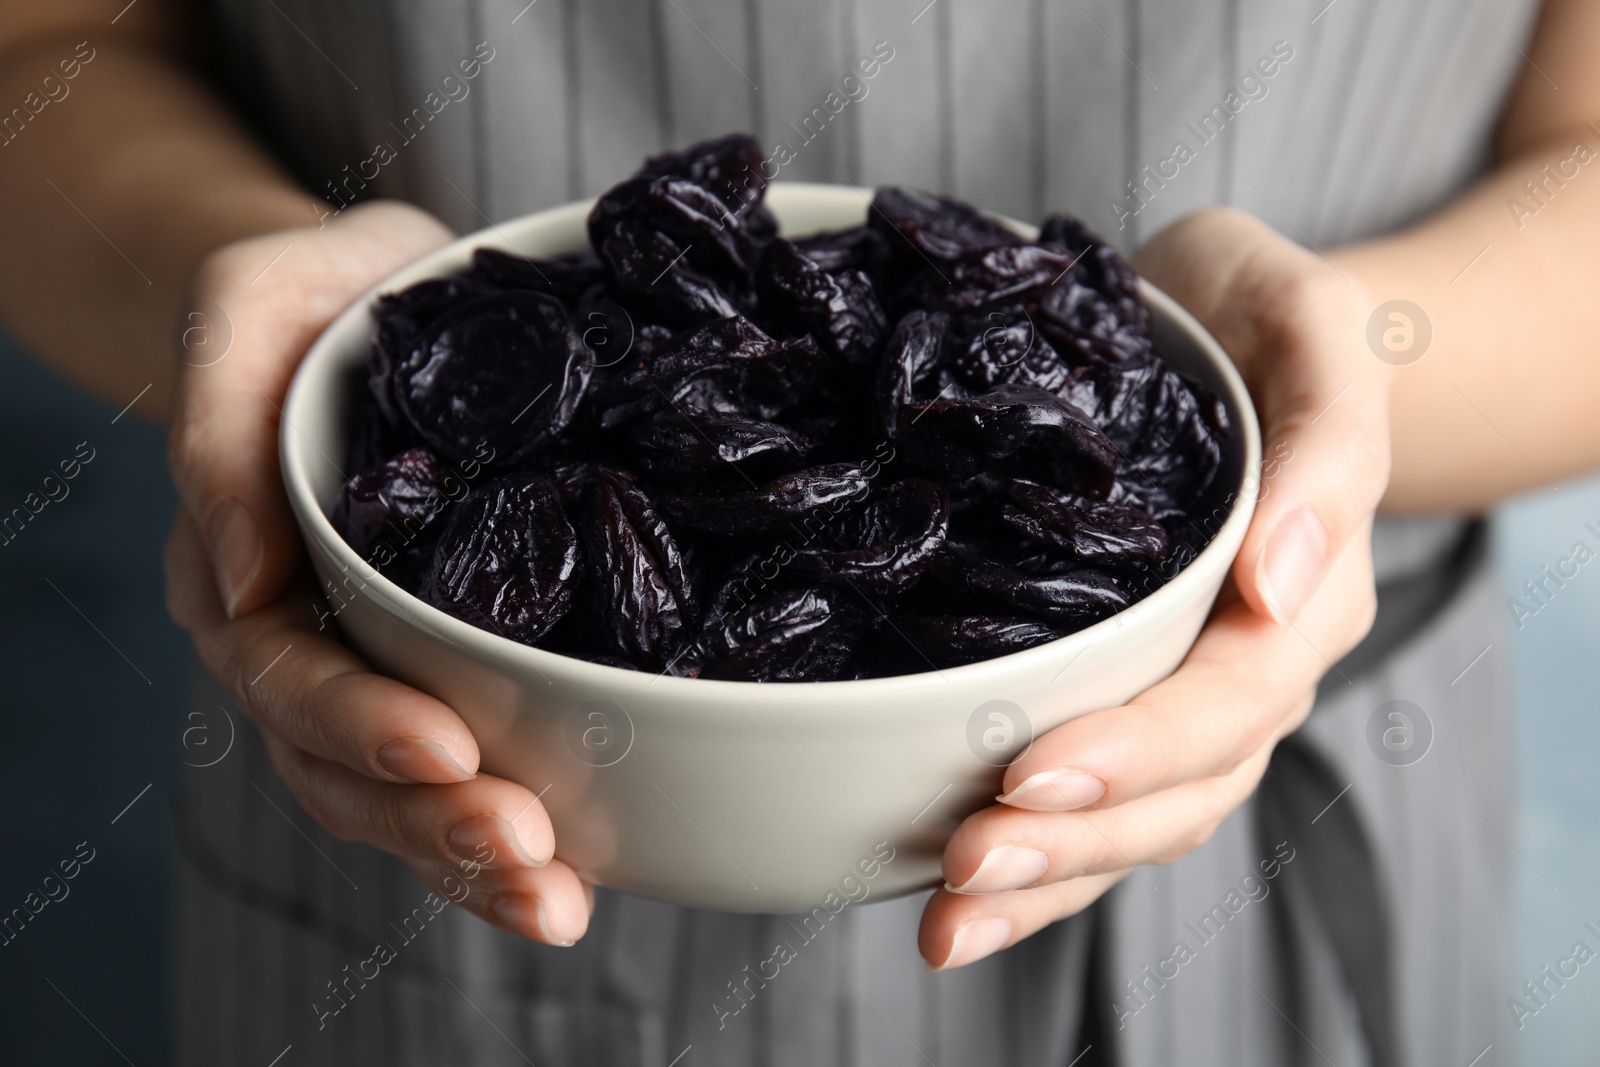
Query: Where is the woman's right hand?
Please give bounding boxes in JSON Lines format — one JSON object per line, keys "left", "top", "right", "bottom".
{"left": 164, "top": 201, "right": 594, "bottom": 946}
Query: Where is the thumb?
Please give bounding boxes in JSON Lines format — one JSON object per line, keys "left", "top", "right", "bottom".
{"left": 1133, "top": 207, "right": 1392, "bottom": 624}
{"left": 168, "top": 201, "right": 453, "bottom": 618}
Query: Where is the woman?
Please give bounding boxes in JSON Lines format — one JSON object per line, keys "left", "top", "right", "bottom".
{"left": 0, "top": 0, "right": 1587, "bottom": 1062}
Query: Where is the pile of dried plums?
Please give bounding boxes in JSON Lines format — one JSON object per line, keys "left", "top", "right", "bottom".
{"left": 331, "top": 133, "right": 1232, "bottom": 681}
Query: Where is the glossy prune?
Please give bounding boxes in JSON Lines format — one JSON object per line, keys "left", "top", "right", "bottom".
{"left": 877, "top": 310, "right": 957, "bottom": 437}
{"left": 756, "top": 238, "right": 888, "bottom": 366}
{"left": 791, "top": 225, "right": 891, "bottom": 276}
{"left": 340, "top": 139, "right": 1234, "bottom": 680}
{"left": 935, "top": 553, "right": 1132, "bottom": 627}
{"left": 900, "top": 383, "right": 1118, "bottom": 498}
{"left": 1003, "top": 479, "right": 1169, "bottom": 569}
{"left": 593, "top": 218, "right": 741, "bottom": 328}
{"left": 465, "top": 247, "right": 605, "bottom": 307}
{"left": 628, "top": 410, "right": 811, "bottom": 490}
{"left": 673, "top": 586, "right": 860, "bottom": 682}
{"left": 370, "top": 276, "right": 496, "bottom": 426}
{"left": 330, "top": 447, "right": 447, "bottom": 558}
{"left": 427, "top": 475, "right": 580, "bottom": 644}
{"left": 895, "top": 614, "right": 1063, "bottom": 667}
{"left": 868, "top": 187, "right": 1024, "bottom": 266}
{"left": 789, "top": 480, "right": 950, "bottom": 597}
{"left": 902, "top": 244, "right": 1079, "bottom": 312}
{"left": 1039, "top": 214, "right": 1147, "bottom": 327}
{"left": 590, "top": 134, "right": 774, "bottom": 298}
{"left": 1070, "top": 362, "right": 1229, "bottom": 520}
{"left": 580, "top": 469, "right": 695, "bottom": 667}
{"left": 596, "top": 315, "right": 825, "bottom": 429}
{"left": 663, "top": 462, "right": 873, "bottom": 538}
{"left": 395, "top": 291, "right": 592, "bottom": 465}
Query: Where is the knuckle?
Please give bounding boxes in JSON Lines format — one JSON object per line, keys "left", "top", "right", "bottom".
{"left": 363, "top": 788, "right": 421, "bottom": 856}
{"left": 1154, "top": 816, "right": 1220, "bottom": 865}
{"left": 166, "top": 415, "right": 207, "bottom": 490}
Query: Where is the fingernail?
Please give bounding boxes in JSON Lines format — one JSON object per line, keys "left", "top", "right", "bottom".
{"left": 493, "top": 895, "right": 575, "bottom": 946}
{"left": 377, "top": 737, "right": 475, "bottom": 784}
{"left": 208, "top": 498, "right": 262, "bottom": 618}
{"left": 448, "top": 814, "right": 546, "bottom": 867}
{"left": 946, "top": 846, "right": 1050, "bottom": 894}
{"left": 1258, "top": 506, "right": 1328, "bottom": 625}
{"left": 932, "top": 917, "right": 1013, "bottom": 971}
{"left": 998, "top": 770, "right": 1106, "bottom": 812}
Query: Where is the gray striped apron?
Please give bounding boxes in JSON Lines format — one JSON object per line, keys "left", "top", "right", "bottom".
{"left": 181, "top": 1, "right": 1535, "bottom": 1062}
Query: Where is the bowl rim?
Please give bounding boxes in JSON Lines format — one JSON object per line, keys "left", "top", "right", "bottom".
{"left": 281, "top": 182, "right": 1262, "bottom": 700}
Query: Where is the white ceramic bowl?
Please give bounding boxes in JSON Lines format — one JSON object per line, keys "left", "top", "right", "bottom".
{"left": 281, "top": 183, "right": 1261, "bottom": 913}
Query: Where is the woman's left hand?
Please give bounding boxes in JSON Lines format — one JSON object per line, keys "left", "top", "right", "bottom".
{"left": 919, "top": 208, "right": 1391, "bottom": 970}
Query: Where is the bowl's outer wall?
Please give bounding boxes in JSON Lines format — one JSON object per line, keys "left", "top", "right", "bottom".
{"left": 282, "top": 185, "right": 1262, "bottom": 912}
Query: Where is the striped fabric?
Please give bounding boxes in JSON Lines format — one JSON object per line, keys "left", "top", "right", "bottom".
{"left": 182, "top": 1, "right": 1537, "bottom": 1063}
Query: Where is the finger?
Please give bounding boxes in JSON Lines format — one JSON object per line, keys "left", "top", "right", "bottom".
{"left": 997, "top": 534, "right": 1371, "bottom": 812}
{"left": 405, "top": 856, "right": 593, "bottom": 947}
{"left": 947, "top": 747, "right": 1272, "bottom": 895}
{"left": 167, "top": 202, "right": 452, "bottom": 618}
{"left": 919, "top": 872, "right": 1128, "bottom": 971}
{"left": 262, "top": 734, "right": 554, "bottom": 870}
{"left": 166, "top": 510, "right": 480, "bottom": 784}
{"left": 1133, "top": 207, "right": 1391, "bottom": 624}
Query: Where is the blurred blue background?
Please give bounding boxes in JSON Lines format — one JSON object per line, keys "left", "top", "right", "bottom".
{"left": 0, "top": 329, "right": 1596, "bottom": 1064}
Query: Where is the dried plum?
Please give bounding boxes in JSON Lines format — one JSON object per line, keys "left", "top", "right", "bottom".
{"left": 370, "top": 276, "right": 496, "bottom": 425}
{"left": 902, "top": 244, "right": 1078, "bottom": 312}
{"left": 937, "top": 555, "right": 1132, "bottom": 627}
{"left": 877, "top": 310, "right": 958, "bottom": 437}
{"left": 869, "top": 187, "right": 1024, "bottom": 266}
{"left": 336, "top": 137, "right": 1235, "bottom": 680}
{"left": 580, "top": 469, "right": 695, "bottom": 667}
{"left": 465, "top": 247, "right": 605, "bottom": 307}
{"left": 673, "top": 587, "right": 859, "bottom": 681}
{"left": 791, "top": 225, "right": 891, "bottom": 277}
{"left": 331, "top": 447, "right": 447, "bottom": 557}
{"left": 756, "top": 238, "right": 888, "bottom": 366}
{"left": 901, "top": 383, "right": 1118, "bottom": 498}
{"left": 596, "top": 315, "right": 825, "bottom": 429}
{"left": 789, "top": 480, "right": 950, "bottom": 597}
{"left": 594, "top": 218, "right": 741, "bottom": 328}
{"left": 427, "top": 475, "right": 579, "bottom": 644}
{"left": 896, "top": 614, "right": 1064, "bottom": 667}
{"left": 395, "top": 291, "right": 591, "bottom": 465}
{"left": 1003, "top": 479, "right": 1169, "bottom": 569}
{"left": 663, "top": 462, "right": 873, "bottom": 538}
{"left": 628, "top": 410, "right": 811, "bottom": 490}
{"left": 1069, "top": 363, "right": 1229, "bottom": 520}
